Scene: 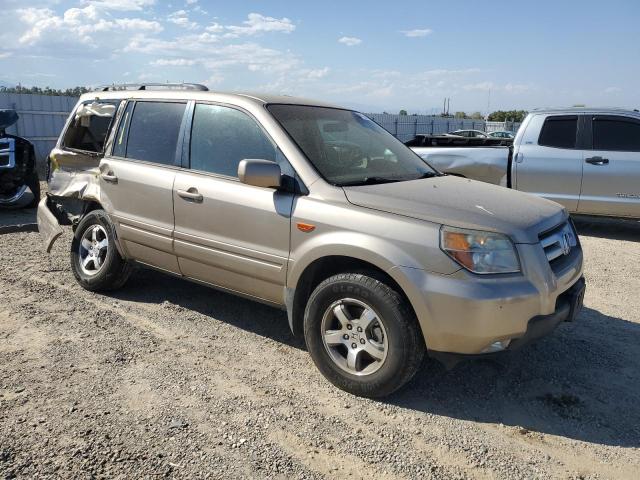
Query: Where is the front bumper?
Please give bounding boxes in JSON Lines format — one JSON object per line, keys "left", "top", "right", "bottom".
{"left": 0, "top": 184, "right": 35, "bottom": 208}
{"left": 391, "top": 240, "right": 584, "bottom": 355}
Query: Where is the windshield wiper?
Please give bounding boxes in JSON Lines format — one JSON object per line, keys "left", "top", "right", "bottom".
{"left": 339, "top": 176, "right": 404, "bottom": 187}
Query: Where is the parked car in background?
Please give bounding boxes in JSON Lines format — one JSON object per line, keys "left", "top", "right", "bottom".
{"left": 410, "top": 108, "right": 640, "bottom": 219}
{"left": 488, "top": 131, "right": 515, "bottom": 139}
{"left": 448, "top": 129, "right": 488, "bottom": 138}
{"left": 38, "top": 85, "right": 585, "bottom": 397}
{"left": 0, "top": 109, "right": 40, "bottom": 208}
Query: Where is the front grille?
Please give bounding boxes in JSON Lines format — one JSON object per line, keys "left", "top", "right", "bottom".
{"left": 0, "top": 138, "right": 15, "bottom": 169}
{"left": 539, "top": 221, "right": 578, "bottom": 265}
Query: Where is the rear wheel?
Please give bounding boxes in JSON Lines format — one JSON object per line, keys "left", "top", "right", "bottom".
{"left": 304, "top": 273, "right": 425, "bottom": 398}
{"left": 70, "top": 210, "right": 131, "bottom": 291}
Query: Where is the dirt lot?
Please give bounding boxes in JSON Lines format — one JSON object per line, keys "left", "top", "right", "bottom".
{"left": 1, "top": 211, "right": 639, "bottom": 479}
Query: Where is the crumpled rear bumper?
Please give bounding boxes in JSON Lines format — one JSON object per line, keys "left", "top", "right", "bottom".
{"left": 37, "top": 196, "right": 63, "bottom": 253}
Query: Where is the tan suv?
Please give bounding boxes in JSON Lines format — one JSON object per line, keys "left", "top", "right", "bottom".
{"left": 38, "top": 84, "right": 585, "bottom": 397}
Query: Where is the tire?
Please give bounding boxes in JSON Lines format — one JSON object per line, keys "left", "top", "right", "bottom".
{"left": 70, "top": 210, "right": 131, "bottom": 291}
{"left": 25, "top": 171, "right": 41, "bottom": 209}
{"left": 304, "top": 273, "right": 425, "bottom": 398}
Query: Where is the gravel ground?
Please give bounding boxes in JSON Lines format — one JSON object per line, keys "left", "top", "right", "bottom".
{"left": 1, "top": 215, "right": 639, "bottom": 479}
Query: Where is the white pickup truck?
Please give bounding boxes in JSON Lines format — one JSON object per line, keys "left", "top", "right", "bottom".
{"left": 410, "top": 108, "right": 640, "bottom": 218}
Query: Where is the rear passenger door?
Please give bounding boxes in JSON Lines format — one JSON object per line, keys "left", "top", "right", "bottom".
{"left": 578, "top": 115, "right": 640, "bottom": 217}
{"left": 173, "top": 103, "right": 294, "bottom": 304}
{"left": 100, "top": 100, "right": 188, "bottom": 273}
{"left": 513, "top": 114, "right": 585, "bottom": 211}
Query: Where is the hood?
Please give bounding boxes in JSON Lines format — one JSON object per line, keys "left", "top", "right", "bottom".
{"left": 343, "top": 175, "right": 567, "bottom": 243}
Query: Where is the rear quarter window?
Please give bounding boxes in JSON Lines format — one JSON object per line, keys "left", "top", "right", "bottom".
{"left": 538, "top": 116, "right": 578, "bottom": 149}
{"left": 62, "top": 100, "right": 120, "bottom": 153}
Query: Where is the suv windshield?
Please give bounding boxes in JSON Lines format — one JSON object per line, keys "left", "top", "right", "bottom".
{"left": 268, "top": 104, "right": 437, "bottom": 186}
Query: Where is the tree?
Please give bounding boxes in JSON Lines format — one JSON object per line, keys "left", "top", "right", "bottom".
{"left": 470, "top": 112, "right": 483, "bottom": 120}
{"left": 0, "top": 85, "right": 90, "bottom": 97}
{"left": 399, "top": 109, "right": 408, "bottom": 116}
{"left": 487, "top": 110, "right": 528, "bottom": 122}
{"left": 454, "top": 111, "right": 467, "bottom": 119}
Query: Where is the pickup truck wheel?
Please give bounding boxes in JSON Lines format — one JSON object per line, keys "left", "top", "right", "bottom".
{"left": 304, "top": 273, "right": 425, "bottom": 398}
{"left": 70, "top": 210, "right": 131, "bottom": 291}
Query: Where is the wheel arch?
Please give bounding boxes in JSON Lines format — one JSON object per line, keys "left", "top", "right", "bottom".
{"left": 286, "top": 254, "right": 419, "bottom": 338}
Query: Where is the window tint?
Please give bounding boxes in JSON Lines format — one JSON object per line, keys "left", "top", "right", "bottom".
{"left": 125, "top": 102, "right": 186, "bottom": 165}
{"left": 112, "top": 101, "right": 134, "bottom": 158}
{"left": 63, "top": 100, "right": 119, "bottom": 153}
{"left": 538, "top": 116, "right": 577, "bottom": 149}
{"left": 190, "top": 104, "right": 276, "bottom": 177}
{"left": 593, "top": 117, "right": 640, "bottom": 152}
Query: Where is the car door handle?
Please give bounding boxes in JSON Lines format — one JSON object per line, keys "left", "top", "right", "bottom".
{"left": 177, "top": 188, "right": 203, "bottom": 203}
{"left": 585, "top": 156, "right": 609, "bottom": 165}
{"left": 101, "top": 172, "right": 118, "bottom": 183}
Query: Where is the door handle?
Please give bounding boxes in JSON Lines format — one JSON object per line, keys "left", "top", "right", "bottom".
{"left": 585, "top": 156, "right": 609, "bottom": 165}
{"left": 101, "top": 172, "right": 118, "bottom": 183}
{"left": 514, "top": 152, "right": 524, "bottom": 163}
{"left": 177, "top": 188, "right": 203, "bottom": 203}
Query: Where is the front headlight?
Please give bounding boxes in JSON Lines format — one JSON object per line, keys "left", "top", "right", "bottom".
{"left": 440, "top": 226, "right": 520, "bottom": 274}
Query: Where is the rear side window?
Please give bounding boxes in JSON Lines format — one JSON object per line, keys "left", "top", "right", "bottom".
{"left": 189, "top": 104, "right": 276, "bottom": 177}
{"left": 593, "top": 116, "right": 640, "bottom": 152}
{"left": 63, "top": 100, "right": 119, "bottom": 153}
{"left": 124, "top": 101, "right": 186, "bottom": 165}
{"left": 538, "top": 116, "right": 578, "bottom": 149}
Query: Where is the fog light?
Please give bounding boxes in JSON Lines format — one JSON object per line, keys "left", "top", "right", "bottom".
{"left": 481, "top": 340, "right": 511, "bottom": 353}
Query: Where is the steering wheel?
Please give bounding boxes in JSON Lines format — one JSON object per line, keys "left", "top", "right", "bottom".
{"left": 324, "top": 140, "right": 369, "bottom": 169}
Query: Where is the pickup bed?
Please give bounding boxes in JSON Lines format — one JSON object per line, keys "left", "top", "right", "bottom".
{"left": 409, "top": 108, "right": 640, "bottom": 219}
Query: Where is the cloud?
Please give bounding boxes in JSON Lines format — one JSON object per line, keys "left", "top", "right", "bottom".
{"left": 82, "top": 0, "right": 155, "bottom": 11}
{"left": 604, "top": 86, "right": 622, "bottom": 94}
{"left": 463, "top": 81, "right": 494, "bottom": 91}
{"left": 302, "top": 67, "right": 330, "bottom": 79}
{"left": 167, "top": 10, "right": 198, "bottom": 30}
{"left": 185, "top": 0, "right": 197, "bottom": 4}
{"left": 401, "top": 29, "right": 432, "bottom": 38}
{"left": 150, "top": 58, "right": 197, "bottom": 66}
{"left": 224, "top": 13, "right": 295, "bottom": 37}
{"left": 16, "top": 5, "right": 162, "bottom": 48}
{"left": 338, "top": 36, "right": 361, "bottom": 46}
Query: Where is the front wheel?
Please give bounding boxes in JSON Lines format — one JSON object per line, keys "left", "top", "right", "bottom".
{"left": 304, "top": 273, "right": 425, "bottom": 398}
{"left": 70, "top": 210, "right": 131, "bottom": 291}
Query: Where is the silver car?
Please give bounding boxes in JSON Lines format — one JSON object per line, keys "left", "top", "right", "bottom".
{"left": 38, "top": 84, "right": 585, "bottom": 397}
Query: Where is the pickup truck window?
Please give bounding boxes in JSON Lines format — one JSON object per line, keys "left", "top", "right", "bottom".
{"left": 190, "top": 104, "right": 276, "bottom": 177}
{"left": 124, "top": 101, "right": 186, "bottom": 166}
{"left": 268, "top": 104, "right": 436, "bottom": 186}
{"left": 593, "top": 116, "right": 640, "bottom": 152}
{"left": 538, "top": 116, "right": 577, "bottom": 149}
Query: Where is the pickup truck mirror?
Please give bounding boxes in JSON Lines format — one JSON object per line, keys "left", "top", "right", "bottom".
{"left": 238, "top": 159, "right": 282, "bottom": 189}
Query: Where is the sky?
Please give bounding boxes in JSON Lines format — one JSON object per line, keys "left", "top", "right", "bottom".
{"left": 0, "top": 0, "right": 639, "bottom": 114}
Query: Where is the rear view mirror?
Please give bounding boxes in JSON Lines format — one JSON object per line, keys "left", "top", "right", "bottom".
{"left": 238, "top": 159, "right": 282, "bottom": 189}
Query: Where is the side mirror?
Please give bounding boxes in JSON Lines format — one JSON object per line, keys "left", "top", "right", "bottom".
{"left": 238, "top": 159, "right": 282, "bottom": 189}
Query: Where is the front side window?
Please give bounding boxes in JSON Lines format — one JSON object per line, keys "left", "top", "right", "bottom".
{"left": 190, "top": 104, "right": 276, "bottom": 177}
{"left": 125, "top": 101, "right": 186, "bottom": 165}
{"left": 63, "top": 100, "right": 119, "bottom": 153}
{"left": 268, "top": 104, "right": 436, "bottom": 186}
{"left": 538, "top": 115, "right": 578, "bottom": 149}
{"left": 593, "top": 116, "right": 640, "bottom": 152}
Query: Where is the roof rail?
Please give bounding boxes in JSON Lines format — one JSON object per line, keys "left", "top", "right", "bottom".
{"left": 95, "top": 83, "right": 209, "bottom": 92}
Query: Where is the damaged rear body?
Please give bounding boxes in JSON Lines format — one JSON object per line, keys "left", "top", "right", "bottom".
{"left": 0, "top": 110, "right": 39, "bottom": 208}
{"left": 39, "top": 98, "right": 121, "bottom": 251}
